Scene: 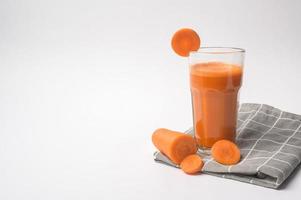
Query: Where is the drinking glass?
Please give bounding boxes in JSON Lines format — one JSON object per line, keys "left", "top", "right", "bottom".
{"left": 189, "top": 47, "right": 245, "bottom": 148}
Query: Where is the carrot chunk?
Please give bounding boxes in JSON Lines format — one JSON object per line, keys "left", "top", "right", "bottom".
{"left": 180, "top": 154, "right": 204, "bottom": 174}
{"left": 152, "top": 128, "right": 198, "bottom": 164}
{"left": 171, "top": 28, "right": 201, "bottom": 57}
{"left": 211, "top": 140, "right": 241, "bottom": 165}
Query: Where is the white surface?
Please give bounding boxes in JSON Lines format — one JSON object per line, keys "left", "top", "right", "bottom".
{"left": 0, "top": 0, "right": 301, "bottom": 199}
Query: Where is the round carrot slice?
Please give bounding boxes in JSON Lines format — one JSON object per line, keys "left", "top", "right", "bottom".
{"left": 180, "top": 154, "right": 204, "bottom": 174}
{"left": 211, "top": 140, "right": 241, "bottom": 165}
{"left": 171, "top": 28, "right": 201, "bottom": 57}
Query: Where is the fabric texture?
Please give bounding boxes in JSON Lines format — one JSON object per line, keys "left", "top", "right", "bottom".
{"left": 153, "top": 103, "right": 301, "bottom": 189}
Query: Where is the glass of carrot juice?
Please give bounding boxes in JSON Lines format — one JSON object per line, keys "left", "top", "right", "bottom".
{"left": 189, "top": 47, "right": 245, "bottom": 148}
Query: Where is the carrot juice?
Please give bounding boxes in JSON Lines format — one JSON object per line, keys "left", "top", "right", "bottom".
{"left": 190, "top": 61, "right": 243, "bottom": 148}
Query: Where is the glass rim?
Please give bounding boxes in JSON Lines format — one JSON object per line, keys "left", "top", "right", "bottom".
{"left": 190, "top": 47, "right": 245, "bottom": 55}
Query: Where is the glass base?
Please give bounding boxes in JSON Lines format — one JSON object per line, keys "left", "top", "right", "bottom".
{"left": 197, "top": 146, "right": 211, "bottom": 156}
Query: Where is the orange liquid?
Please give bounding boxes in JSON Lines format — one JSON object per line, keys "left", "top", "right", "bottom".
{"left": 190, "top": 62, "right": 243, "bottom": 148}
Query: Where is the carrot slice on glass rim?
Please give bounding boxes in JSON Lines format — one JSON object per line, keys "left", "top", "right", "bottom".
{"left": 171, "top": 28, "right": 201, "bottom": 57}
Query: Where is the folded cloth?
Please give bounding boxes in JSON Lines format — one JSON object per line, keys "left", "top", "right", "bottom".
{"left": 154, "top": 103, "right": 301, "bottom": 189}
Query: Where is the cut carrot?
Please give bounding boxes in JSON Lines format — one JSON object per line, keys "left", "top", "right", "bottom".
{"left": 171, "top": 28, "right": 201, "bottom": 57}
{"left": 211, "top": 140, "right": 241, "bottom": 165}
{"left": 180, "top": 154, "right": 204, "bottom": 174}
{"left": 152, "top": 128, "right": 198, "bottom": 164}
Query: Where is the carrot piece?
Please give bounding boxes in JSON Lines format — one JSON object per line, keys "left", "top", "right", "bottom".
{"left": 171, "top": 28, "right": 201, "bottom": 57}
{"left": 180, "top": 154, "right": 204, "bottom": 174}
{"left": 211, "top": 140, "right": 241, "bottom": 165}
{"left": 152, "top": 128, "right": 198, "bottom": 164}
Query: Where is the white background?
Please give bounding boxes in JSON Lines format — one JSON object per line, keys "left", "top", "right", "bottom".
{"left": 1, "top": 0, "right": 301, "bottom": 199}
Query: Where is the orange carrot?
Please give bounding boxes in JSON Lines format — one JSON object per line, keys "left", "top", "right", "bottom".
{"left": 171, "top": 28, "right": 201, "bottom": 57}
{"left": 152, "top": 128, "right": 198, "bottom": 164}
{"left": 211, "top": 140, "right": 241, "bottom": 165}
{"left": 180, "top": 154, "right": 204, "bottom": 174}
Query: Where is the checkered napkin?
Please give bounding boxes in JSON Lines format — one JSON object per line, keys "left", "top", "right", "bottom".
{"left": 153, "top": 103, "right": 301, "bottom": 189}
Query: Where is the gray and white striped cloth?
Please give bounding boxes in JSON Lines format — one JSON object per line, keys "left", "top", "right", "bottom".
{"left": 153, "top": 103, "right": 301, "bottom": 189}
